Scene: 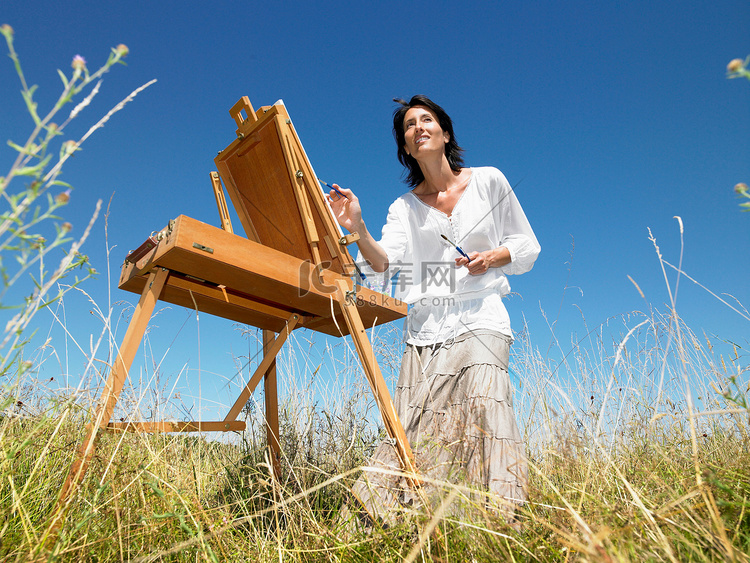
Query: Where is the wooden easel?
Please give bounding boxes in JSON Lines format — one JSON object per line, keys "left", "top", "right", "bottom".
{"left": 50, "top": 97, "right": 416, "bottom": 531}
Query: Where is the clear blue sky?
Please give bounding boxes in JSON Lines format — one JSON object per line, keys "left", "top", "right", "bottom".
{"left": 2, "top": 1, "right": 748, "bottom": 419}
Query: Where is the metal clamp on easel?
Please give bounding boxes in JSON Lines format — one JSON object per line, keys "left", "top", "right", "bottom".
{"left": 339, "top": 232, "right": 360, "bottom": 246}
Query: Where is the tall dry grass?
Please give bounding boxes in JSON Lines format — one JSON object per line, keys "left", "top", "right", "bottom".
{"left": 0, "top": 288, "right": 747, "bottom": 561}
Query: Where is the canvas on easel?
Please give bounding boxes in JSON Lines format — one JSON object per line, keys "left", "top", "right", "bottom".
{"left": 215, "top": 98, "right": 350, "bottom": 271}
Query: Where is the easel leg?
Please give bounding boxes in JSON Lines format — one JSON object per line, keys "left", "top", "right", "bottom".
{"left": 46, "top": 268, "right": 169, "bottom": 539}
{"left": 223, "top": 314, "right": 299, "bottom": 479}
{"left": 333, "top": 280, "right": 418, "bottom": 483}
{"left": 263, "top": 330, "right": 282, "bottom": 480}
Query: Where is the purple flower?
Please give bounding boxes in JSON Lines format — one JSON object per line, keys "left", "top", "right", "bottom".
{"left": 71, "top": 55, "right": 87, "bottom": 70}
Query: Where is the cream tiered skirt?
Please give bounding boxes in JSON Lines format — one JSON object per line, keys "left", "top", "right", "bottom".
{"left": 350, "top": 330, "right": 527, "bottom": 523}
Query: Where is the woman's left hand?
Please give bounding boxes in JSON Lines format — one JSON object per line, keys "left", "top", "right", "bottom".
{"left": 455, "top": 247, "right": 511, "bottom": 275}
{"left": 455, "top": 251, "right": 491, "bottom": 275}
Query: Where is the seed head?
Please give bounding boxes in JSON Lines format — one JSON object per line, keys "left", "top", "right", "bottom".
{"left": 0, "top": 24, "right": 13, "bottom": 36}
{"left": 735, "top": 183, "right": 748, "bottom": 195}
{"left": 115, "top": 44, "right": 129, "bottom": 57}
{"left": 61, "top": 222, "right": 72, "bottom": 233}
{"left": 71, "top": 54, "right": 87, "bottom": 70}
{"left": 727, "top": 58, "right": 744, "bottom": 73}
{"left": 56, "top": 189, "right": 71, "bottom": 205}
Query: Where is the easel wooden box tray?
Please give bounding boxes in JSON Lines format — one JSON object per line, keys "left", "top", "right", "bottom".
{"left": 119, "top": 214, "right": 405, "bottom": 337}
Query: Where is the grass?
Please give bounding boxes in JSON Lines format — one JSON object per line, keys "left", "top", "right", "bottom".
{"left": 0, "top": 296, "right": 748, "bottom": 562}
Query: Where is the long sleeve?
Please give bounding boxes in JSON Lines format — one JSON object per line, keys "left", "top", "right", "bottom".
{"left": 356, "top": 199, "right": 410, "bottom": 291}
{"left": 496, "top": 184, "right": 541, "bottom": 276}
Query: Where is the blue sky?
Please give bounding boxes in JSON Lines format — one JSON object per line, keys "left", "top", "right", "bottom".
{"left": 2, "top": 1, "right": 749, "bottom": 420}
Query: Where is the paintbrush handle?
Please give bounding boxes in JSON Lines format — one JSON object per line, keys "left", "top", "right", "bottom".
{"left": 320, "top": 180, "right": 348, "bottom": 199}
{"left": 455, "top": 246, "right": 471, "bottom": 262}
{"left": 441, "top": 234, "right": 472, "bottom": 262}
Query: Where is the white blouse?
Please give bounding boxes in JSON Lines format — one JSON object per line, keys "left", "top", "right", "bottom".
{"left": 359, "top": 167, "right": 540, "bottom": 345}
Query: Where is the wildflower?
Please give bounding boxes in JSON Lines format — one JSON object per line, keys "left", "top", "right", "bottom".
{"left": 0, "top": 24, "right": 13, "bottom": 36}
{"left": 71, "top": 54, "right": 87, "bottom": 70}
{"left": 31, "top": 236, "right": 46, "bottom": 249}
{"left": 63, "top": 140, "right": 78, "bottom": 156}
{"left": 727, "top": 58, "right": 744, "bottom": 73}
{"left": 61, "top": 222, "right": 72, "bottom": 233}
{"left": 56, "top": 189, "right": 71, "bottom": 204}
{"left": 735, "top": 183, "right": 748, "bottom": 195}
{"left": 115, "top": 44, "right": 129, "bottom": 57}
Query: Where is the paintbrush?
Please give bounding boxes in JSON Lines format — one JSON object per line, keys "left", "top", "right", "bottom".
{"left": 319, "top": 179, "right": 349, "bottom": 199}
{"left": 441, "top": 234, "right": 472, "bottom": 262}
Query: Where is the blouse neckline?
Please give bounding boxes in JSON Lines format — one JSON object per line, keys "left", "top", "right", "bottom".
{"left": 407, "top": 168, "right": 474, "bottom": 218}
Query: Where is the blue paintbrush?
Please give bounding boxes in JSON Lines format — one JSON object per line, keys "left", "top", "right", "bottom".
{"left": 319, "top": 179, "right": 349, "bottom": 199}
{"left": 441, "top": 234, "right": 472, "bottom": 262}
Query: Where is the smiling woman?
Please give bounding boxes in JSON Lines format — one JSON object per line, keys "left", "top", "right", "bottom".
{"left": 327, "top": 95, "right": 541, "bottom": 527}
{"left": 395, "top": 96, "right": 465, "bottom": 191}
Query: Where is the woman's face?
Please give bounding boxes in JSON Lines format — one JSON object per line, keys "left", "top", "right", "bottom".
{"left": 402, "top": 106, "right": 449, "bottom": 159}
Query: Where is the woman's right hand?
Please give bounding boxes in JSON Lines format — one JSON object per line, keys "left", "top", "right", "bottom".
{"left": 326, "top": 185, "right": 363, "bottom": 233}
{"left": 326, "top": 185, "right": 389, "bottom": 272}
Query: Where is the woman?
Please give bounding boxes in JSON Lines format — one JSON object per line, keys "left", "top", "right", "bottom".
{"left": 327, "top": 95, "right": 540, "bottom": 522}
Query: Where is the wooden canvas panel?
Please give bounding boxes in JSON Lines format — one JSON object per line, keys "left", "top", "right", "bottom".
{"left": 214, "top": 102, "right": 350, "bottom": 275}
{"left": 119, "top": 215, "right": 406, "bottom": 336}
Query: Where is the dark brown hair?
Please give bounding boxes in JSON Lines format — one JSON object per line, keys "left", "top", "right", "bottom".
{"left": 392, "top": 95, "right": 464, "bottom": 188}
